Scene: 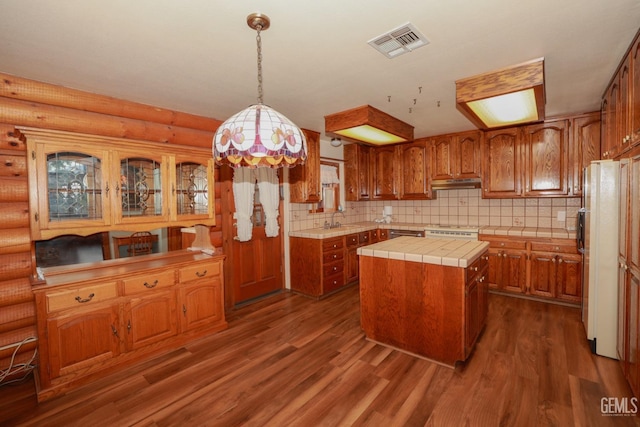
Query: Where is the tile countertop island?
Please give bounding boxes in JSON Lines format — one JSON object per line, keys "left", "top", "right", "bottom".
{"left": 356, "top": 236, "right": 489, "bottom": 268}
{"left": 357, "top": 236, "right": 490, "bottom": 366}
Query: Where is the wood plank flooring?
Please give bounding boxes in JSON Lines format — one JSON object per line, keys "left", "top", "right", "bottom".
{"left": 1, "top": 285, "right": 639, "bottom": 426}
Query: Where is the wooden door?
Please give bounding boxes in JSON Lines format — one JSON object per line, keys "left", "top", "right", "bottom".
{"left": 220, "top": 166, "right": 283, "bottom": 306}
{"left": 570, "top": 113, "right": 601, "bottom": 196}
{"left": 343, "top": 144, "right": 370, "bottom": 201}
{"left": 500, "top": 250, "right": 527, "bottom": 293}
{"left": 555, "top": 254, "right": 582, "bottom": 303}
{"left": 125, "top": 291, "right": 178, "bottom": 351}
{"left": 431, "top": 135, "right": 454, "bottom": 180}
{"left": 619, "top": 56, "right": 632, "bottom": 153}
{"left": 482, "top": 128, "right": 521, "bottom": 198}
{"left": 602, "top": 81, "right": 619, "bottom": 159}
{"left": 632, "top": 37, "right": 640, "bottom": 144}
{"left": 179, "top": 279, "right": 223, "bottom": 332}
{"left": 357, "top": 145, "right": 372, "bottom": 200}
{"left": 522, "top": 120, "right": 570, "bottom": 197}
{"left": 628, "top": 270, "right": 640, "bottom": 396}
{"left": 46, "top": 304, "right": 121, "bottom": 379}
{"left": 372, "top": 145, "right": 399, "bottom": 200}
{"left": 400, "top": 139, "right": 431, "bottom": 199}
{"left": 529, "top": 253, "right": 557, "bottom": 298}
{"left": 455, "top": 130, "right": 482, "bottom": 179}
{"left": 289, "top": 129, "right": 321, "bottom": 203}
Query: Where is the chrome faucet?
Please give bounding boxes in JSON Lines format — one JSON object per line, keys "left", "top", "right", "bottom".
{"left": 330, "top": 209, "right": 345, "bottom": 229}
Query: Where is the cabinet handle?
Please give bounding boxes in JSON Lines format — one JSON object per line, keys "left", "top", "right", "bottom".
{"left": 183, "top": 304, "right": 187, "bottom": 317}
{"left": 333, "top": 266, "right": 337, "bottom": 271}
{"left": 75, "top": 293, "right": 95, "bottom": 303}
{"left": 558, "top": 258, "right": 563, "bottom": 264}
{"left": 111, "top": 325, "right": 119, "bottom": 337}
{"left": 105, "top": 182, "right": 109, "bottom": 196}
{"left": 195, "top": 270, "right": 208, "bottom": 278}
{"left": 172, "top": 184, "right": 176, "bottom": 195}
{"left": 473, "top": 266, "right": 478, "bottom": 272}
{"left": 143, "top": 280, "right": 158, "bottom": 288}
{"left": 127, "top": 319, "right": 131, "bottom": 333}
{"left": 552, "top": 257, "right": 556, "bottom": 263}
{"left": 333, "top": 254, "right": 338, "bottom": 259}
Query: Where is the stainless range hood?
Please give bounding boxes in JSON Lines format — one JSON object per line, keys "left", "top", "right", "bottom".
{"left": 431, "top": 177, "right": 482, "bottom": 190}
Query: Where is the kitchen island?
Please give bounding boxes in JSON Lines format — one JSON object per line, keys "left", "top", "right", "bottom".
{"left": 357, "top": 236, "right": 489, "bottom": 366}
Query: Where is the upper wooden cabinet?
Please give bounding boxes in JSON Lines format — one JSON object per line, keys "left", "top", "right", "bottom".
{"left": 289, "top": 129, "right": 321, "bottom": 203}
{"left": 521, "top": 119, "right": 570, "bottom": 197}
{"left": 570, "top": 112, "right": 601, "bottom": 196}
{"left": 371, "top": 145, "right": 400, "bottom": 200}
{"left": 20, "top": 128, "right": 216, "bottom": 240}
{"left": 482, "top": 128, "right": 522, "bottom": 198}
{"left": 431, "top": 130, "right": 481, "bottom": 180}
{"left": 601, "top": 30, "right": 640, "bottom": 158}
{"left": 399, "top": 138, "right": 433, "bottom": 200}
{"left": 483, "top": 120, "right": 571, "bottom": 198}
{"left": 343, "top": 143, "right": 371, "bottom": 201}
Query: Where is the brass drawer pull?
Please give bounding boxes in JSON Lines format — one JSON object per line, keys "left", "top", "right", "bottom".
{"left": 143, "top": 280, "right": 159, "bottom": 288}
{"left": 75, "top": 293, "right": 95, "bottom": 303}
{"left": 196, "top": 270, "right": 208, "bottom": 278}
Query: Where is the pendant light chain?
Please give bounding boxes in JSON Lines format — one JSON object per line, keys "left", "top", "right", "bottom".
{"left": 256, "top": 24, "right": 264, "bottom": 105}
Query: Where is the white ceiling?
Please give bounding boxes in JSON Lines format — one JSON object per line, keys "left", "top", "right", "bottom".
{"left": 1, "top": 1, "right": 639, "bottom": 139}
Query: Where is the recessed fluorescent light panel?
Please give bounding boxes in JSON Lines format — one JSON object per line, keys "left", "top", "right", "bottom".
{"left": 368, "top": 22, "right": 429, "bottom": 59}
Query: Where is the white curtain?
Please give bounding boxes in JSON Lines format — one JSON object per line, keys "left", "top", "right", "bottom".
{"left": 232, "top": 168, "right": 256, "bottom": 242}
{"left": 256, "top": 168, "right": 280, "bottom": 237}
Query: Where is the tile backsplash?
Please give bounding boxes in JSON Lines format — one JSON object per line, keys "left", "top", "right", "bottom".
{"left": 288, "top": 189, "right": 581, "bottom": 232}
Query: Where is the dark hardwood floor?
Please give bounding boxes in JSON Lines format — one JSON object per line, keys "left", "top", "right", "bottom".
{"left": 1, "top": 285, "right": 638, "bottom": 426}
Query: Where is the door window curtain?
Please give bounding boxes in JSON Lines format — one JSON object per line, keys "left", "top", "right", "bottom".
{"left": 232, "top": 168, "right": 255, "bottom": 242}
{"left": 256, "top": 168, "right": 280, "bottom": 238}
{"left": 232, "top": 168, "right": 280, "bottom": 241}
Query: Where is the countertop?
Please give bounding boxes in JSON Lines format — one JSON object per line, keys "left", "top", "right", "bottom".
{"left": 289, "top": 222, "right": 576, "bottom": 240}
{"left": 356, "top": 236, "right": 489, "bottom": 268}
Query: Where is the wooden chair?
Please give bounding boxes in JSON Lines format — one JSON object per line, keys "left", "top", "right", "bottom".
{"left": 127, "top": 231, "right": 154, "bottom": 257}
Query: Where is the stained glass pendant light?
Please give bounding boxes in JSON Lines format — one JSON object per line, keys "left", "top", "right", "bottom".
{"left": 213, "top": 13, "right": 307, "bottom": 168}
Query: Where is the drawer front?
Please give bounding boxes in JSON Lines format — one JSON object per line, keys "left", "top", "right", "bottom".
{"left": 123, "top": 270, "right": 176, "bottom": 295}
{"left": 466, "top": 253, "right": 489, "bottom": 283}
{"left": 358, "top": 232, "right": 371, "bottom": 245}
{"left": 323, "top": 261, "right": 344, "bottom": 277}
{"left": 178, "top": 261, "right": 221, "bottom": 283}
{"left": 46, "top": 281, "right": 119, "bottom": 312}
{"left": 484, "top": 238, "right": 527, "bottom": 250}
{"left": 530, "top": 242, "right": 577, "bottom": 254}
{"left": 378, "top": 229, "right": 389, "bottom": 240}
{"left": 346, "top": 233, "right": 359, "bottom": 247}
{"left": 322, "top": 237, "right": 344, "bottom": 252}
{"left": 322, "top": 249, "right": 344, "bottom": 264}
{"left": 323, "top": 272, "right": 344, "bottom": 293}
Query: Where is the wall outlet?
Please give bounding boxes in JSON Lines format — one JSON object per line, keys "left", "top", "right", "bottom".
{"left": 557, "top": 211, "right": 566, "bottom": 222}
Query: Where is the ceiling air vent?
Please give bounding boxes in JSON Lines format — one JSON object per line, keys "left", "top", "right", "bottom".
{"left": 368, "top": 22, "right": 430, "bottom": 59}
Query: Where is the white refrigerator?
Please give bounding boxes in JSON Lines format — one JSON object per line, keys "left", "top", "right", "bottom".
{"left": 577, "top": 160, "right": 619, "bottom": 359}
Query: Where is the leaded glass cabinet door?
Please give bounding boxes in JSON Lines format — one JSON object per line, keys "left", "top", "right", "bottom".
{"left": 172, "top": 155, "right": 215, "bottom": 224}
{"left": 29, "top": 141, "right": 112, "bottom": 239}
{"left": 112, "top": 151, "right": 169, "bottom": 225}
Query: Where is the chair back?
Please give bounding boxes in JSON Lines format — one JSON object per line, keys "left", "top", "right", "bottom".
{"left": 127, "top": 231, "right": 153, "bottom": 257}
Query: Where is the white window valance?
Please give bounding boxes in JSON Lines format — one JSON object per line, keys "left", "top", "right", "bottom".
{"left": 320, "top": 164, "right": 340, "bottom": 185}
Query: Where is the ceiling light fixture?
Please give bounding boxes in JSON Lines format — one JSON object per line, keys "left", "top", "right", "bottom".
{"left": 212, "top": 13, "right": 306, "bottom": 168}
{"left": 330, "top": 137, "right": 342, "bottom": 147}
{"left": 324, "top": 105, "right": 414, "bottom": 146}
{"left": 455, "top": 57, "right": 545, "bottom": 129}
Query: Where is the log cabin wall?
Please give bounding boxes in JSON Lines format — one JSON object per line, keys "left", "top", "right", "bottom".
{"left": 0, "top": 72, "right": 223, "bottom": 381}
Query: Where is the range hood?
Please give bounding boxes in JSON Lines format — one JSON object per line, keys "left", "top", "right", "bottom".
{"left": 431, "top": 177, "right": 482, "bottom": 190}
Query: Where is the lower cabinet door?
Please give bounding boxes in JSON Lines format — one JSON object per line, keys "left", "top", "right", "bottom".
{"left": 125, "top": 290, "right": 178, "bottom": 350}
{"left": 179, "top": 279, "right": 223, "bottom": 332}
{"left": 46, "top": 304, "right": 121, "bottom": 379}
